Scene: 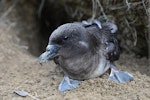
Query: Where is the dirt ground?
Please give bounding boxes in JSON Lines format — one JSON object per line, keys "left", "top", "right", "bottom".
{"left": 0, "top": 20, "right": 150, "bottom": 100}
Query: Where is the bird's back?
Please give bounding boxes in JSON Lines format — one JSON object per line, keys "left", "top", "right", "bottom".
{"left": 85, "top": 24, "right": 120, "bottom": 62}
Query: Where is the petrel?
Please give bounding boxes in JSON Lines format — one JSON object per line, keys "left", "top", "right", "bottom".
{"left": 39, "top": 20, "right": 133, "bottom": 92}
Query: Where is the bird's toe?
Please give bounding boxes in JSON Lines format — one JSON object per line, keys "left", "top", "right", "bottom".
{"left": 58, "top": 76, "right": 81, "bottom": 92}
{"left": 108, "top": 68, "right": 133, "bottom": 83}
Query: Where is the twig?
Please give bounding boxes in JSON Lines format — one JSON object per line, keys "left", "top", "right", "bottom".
{"left": 124, "top": 17, "right": 137, "bottom": 46}
{"left": 64, "top": 5, "right": 79, "bottom": 19}
{"left": 25, "top": 91, "right": 40, "bottom": 100}
{"left": 110, "top": 1, "right": 143, "bottom": 10}
{"left": 91, "top": 0, "right": 97, "bottom": 20}
{"left": 38, "top": 0, "right": 45, "bottom": 19}
{"left": 128, "top": 17, "right": 138, "bottom": 24}
{"left": 96, "top": 0, "right": 108, "bottom": 20}
{"left": 141, "top": 0, "right": 148, "bottom": 16}
{"left": 132, "top": 27, "right": 137, "bottom": 46}
{"left": 125, "top": 0, "right": 131, "bottom": 10}
{"left": 72, "top": 8, "right": 79, "bottom": 18}
{"left": 0, "top": 0, "right": 19, "bottom": 19}
{"left": 64, "top": 5, "right": 73, "bottom": 15}
{"left": 124, "top": 17, "right": 130, "bottom": 28}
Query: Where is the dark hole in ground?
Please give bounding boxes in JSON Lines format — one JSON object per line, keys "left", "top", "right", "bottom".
{"left": 25, "top": 1, "right": 148, "bottom": 58}
{"left": 28, "top": 1, "right": 73, "bottom": 56}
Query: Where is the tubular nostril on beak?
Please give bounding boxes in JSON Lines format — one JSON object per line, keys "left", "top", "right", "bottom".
{"left": 38, "top": 45, "right": 60, "bottom": 64}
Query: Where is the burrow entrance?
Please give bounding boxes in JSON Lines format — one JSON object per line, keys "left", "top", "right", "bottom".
{"left": 15, "top": 0, "right": 148, "bottom": 57}
{"left": 25, "top": 1, "right": 76, "bottom": 56}
{"left": 25, "top": 1, "right": 91, "bottom": 57}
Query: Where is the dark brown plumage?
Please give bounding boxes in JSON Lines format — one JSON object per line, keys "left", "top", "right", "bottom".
{"left": 46, "top": 22, "right": 119, "bottom": 80}
{"left": 39, "top": 20, "right": 133, "bottom": 92}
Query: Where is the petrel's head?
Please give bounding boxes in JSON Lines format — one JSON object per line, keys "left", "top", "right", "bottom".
{"left": 39, "top": 23, "right": 89, "bottom": 64}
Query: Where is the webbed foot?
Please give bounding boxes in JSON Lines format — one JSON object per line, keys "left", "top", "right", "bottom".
{"left": 108, "top": 65, "right": 133, "bottom": 82}
{"left": 58, "top": 75, "right": 81, "bottom": 92}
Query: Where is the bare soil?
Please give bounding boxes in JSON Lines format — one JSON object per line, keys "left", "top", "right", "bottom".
{"left": 0, "top": 21, "right": 150, "bottom": 100}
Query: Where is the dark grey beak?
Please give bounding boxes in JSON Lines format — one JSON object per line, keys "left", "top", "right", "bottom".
{"left": 39, "top": 45, "right": 60, "bottom": 64}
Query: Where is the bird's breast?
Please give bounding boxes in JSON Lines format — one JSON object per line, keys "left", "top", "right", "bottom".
{"left": 89, "top": 58, "right": 110, "bottom": 78}
{"left": 58, "top": 54, "right": 110, "bottom": 80}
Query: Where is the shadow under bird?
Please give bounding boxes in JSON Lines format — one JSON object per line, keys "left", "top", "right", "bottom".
{"left": 39, "top": 19, "right": 133, "bottom": 92}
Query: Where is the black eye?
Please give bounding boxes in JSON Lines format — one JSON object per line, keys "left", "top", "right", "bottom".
{"left": 63, "top": 36, "right": 69, "bottom": 41}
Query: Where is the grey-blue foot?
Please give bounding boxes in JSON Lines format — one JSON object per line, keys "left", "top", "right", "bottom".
{"left": 58, "top": 75, "right": 81, "bottom": 92}
{"left": 108, "top": 67, "right": 133, "bottom": 82}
